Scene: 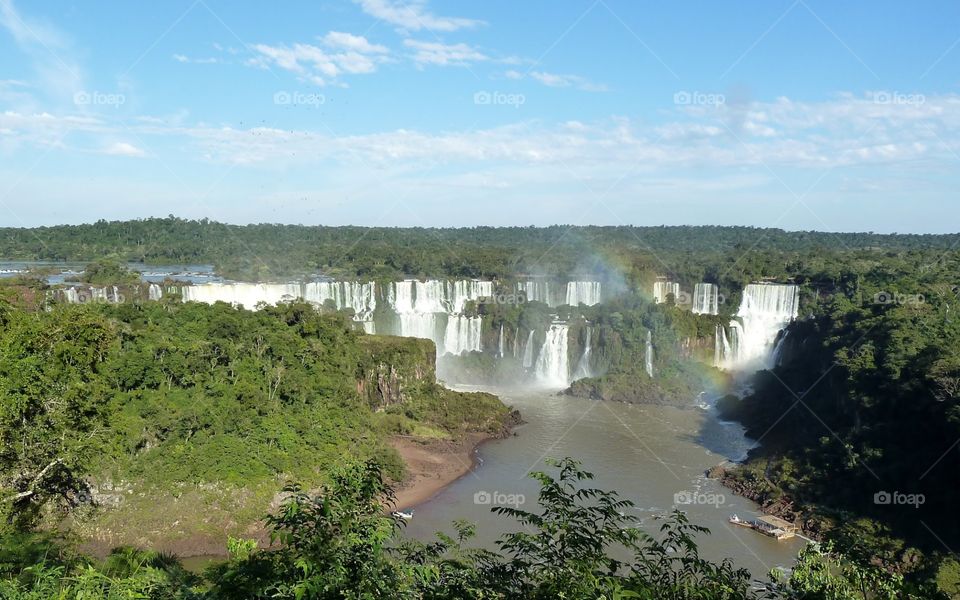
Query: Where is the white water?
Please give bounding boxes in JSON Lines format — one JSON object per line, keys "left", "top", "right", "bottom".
{"left": 497, "top": 323, "right": 504, "bottom": 358}
{"left": 645, "top": 330, "right": 654, "bottom": 378}
{"left": 148, "top": 283, "right": 163, "bottom": 301}
{"left": 573, "top": 327, "right": 593, "bottom": 380}
{"left": 771, "top": 330, "right": 789, "bottom": 367}
{"left": 443, "top": 315, "right": 483, "bottom": 355}
{"left": 59, "top": 286, "right": 123, "bottom": 304}
{"left": 180, "top": 281, "right": 379, "bottom": 330}
{"left": 718, "top": 283, "right": 799, "bottom": 370}
{"left": 180, "top": 282, "right": 304, "bottom": 308}
{"left": 521, "top": 330, "right": 536, "bottom": 368}
{"left": 653, "top": 281, "right": 681, "bottom": 304}
{"left": 516, "top": 281, "right": 551, "bottom": 305}
{"left": 303, "top": 281, "right": 376, "bottom": 320}
{"left": 389, "top": 280, "right": 491, "bottom": 356}
{"left": 534, "top": 323, "right": 570, "bottom": 387}
{"left": 692, "top": 283, "right": 719, "bottom": 315}
{"left": 447, "top": 280, "right": 493, "bottom": 313}
{"left": 565, "top": 281, "right": 602, "bottom": 306}
{"left": 714, "top": 324, "right": 733, "bottom": 369}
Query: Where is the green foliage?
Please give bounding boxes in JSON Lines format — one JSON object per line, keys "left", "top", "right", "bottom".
{"left": 763, "top": 541, "right": 938, "bottom": 599}
{"left": 0, "top": 301, "right": 511, "bottom": 540}
{"left": 72, "top": 260, "right": 140, "bottom": 285}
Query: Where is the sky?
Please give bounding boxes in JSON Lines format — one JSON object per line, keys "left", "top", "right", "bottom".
{"left": 1, "top": 0, "right": 959, "bottom": 233}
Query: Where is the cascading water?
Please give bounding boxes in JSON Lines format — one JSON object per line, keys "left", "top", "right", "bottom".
{"left": 645, "top": 330, "right": 654, "bottom": 378}
{"left": 447, "top": 280, "right": 493, "bottom": 313}
{"left": 653, "top": 281, "right": 681, "bottom": 304}
{"left": 148, "top": 283, "right": 163, "bottom": 301}
{"left": 565, "top": 281, "right": 602, "bottom": 306}
{"left": 522, "top": 330, "right": 536, "bottom": 368}
{"left": 443, "top": 315, "right": 483, "bottom": 355}
{"left": 714, "top": 324, "right": 733, "bottom": 368}
{"left": 771, "top": 330, "right": 789, "bottom": 367}
{"left": 692, "top": 283, "right": 719, "bottom": 315}
{"left": 180, "top": 282, "right": 303, "bottom": 308}
{"left": 389, "top": 280, "right": 489, "bottom": 355}
{"left": 573, "top": 327, "right": 593, "bottom": 380}
{"left": 497, "top": 323, "right": 504, "bottom": 358}
{"left": 512, "top": 328, "right": 519, "bottom": 358}
{"left": 517, "top": 281, "right": 551, "bottom": 305}
{"left": 718, "top": 283, "right": 799, "bottom": 370}
{"left": 303, "top": 281, "right": 376, "bottom": 320}
{"left": 534, "top": 323, "right": 570, "bottom": 387}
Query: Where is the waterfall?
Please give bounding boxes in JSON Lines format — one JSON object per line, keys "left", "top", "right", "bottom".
{"left": 714, "top": 324, "right": 733, "bottom": 368}
{"left": 443, "top": 315, "right": 483, "bottom": 355}
{"left": 692, "top": 283, "right": 719, "bottom": 315}
{"left": 522, "top": 330, "right": 536, "bottom": 368}
{"left": 645, "top": 330, "right": 654, "bottom": 378}
{"left": 771, "top": 330, "right": 789, "bottom": 366}
{"left": 398, "top": 312, "right": 441, "bottom": 343}
{"left": 148, "top": 283, "right": 163, "bottom": 301}
{"left": 534, "top": 323, "right": 570, "bottom": 387}
{"left": 653, "top": 281, "right": 681, "bottom": 304}
{"left": 388, "top": 280, "right": 491, "bottom": 356}
{"left": 517, "top": 281, "right": 551, "bottom": 306}
{"left": 573, "top": 327, "right": 593, "bottom": 380}
{"left": 303, "top": 281, "right": 376, "bottom": 320}
{"left": 512, "top": 327, "right": 519, "bottom": 358}
{"left": 447, "top": 280, "right": 494, "bottom": 313}
{"left": 718, "top": 283, "right": 798, "bottom": 370}
{"left": 497, "top": 323, "right": 504, "bottom": 358}
{"left": 565, "top": 281, "right": 602, "bottom": 306}
{"left": 64, "top": 288, "right": 79, "bottom": 303}
{"left": 180, "top": 282, "right": 303, "bottom": 309}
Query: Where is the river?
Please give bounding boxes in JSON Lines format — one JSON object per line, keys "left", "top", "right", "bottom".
{"left": 401, "top": 386, "right": 802, "bottom": 581}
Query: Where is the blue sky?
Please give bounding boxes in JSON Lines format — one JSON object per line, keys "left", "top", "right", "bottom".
{"left": 1, "top": 0, "right": 959, "bottom": 232}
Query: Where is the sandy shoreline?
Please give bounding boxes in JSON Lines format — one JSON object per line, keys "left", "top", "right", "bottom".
{"left": 390, "top": 432, "right": 491, "bottom": 510}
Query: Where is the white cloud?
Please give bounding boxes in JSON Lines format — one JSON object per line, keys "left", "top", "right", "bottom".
{"left": 354, "top": 0, "right": 483, "bottom": 33}
{"left": 321, "top": 31, "right": 388, "bottom": 54}
{"left": 0, "top": 0, "right": 83, "bottom": 102}
{"left": 173, "top": 53, "right": 220, "bottom": 64}
{"left": 249, "top": 32, "right": 390, "bottom": 84}
{"left": 404, "top": 39, "right": 487, "bottom": 66}
{"left": 527, "top": 71, "right": 608, "bottom": 92}
{"left": 103, "top": 142, "right": 144, "bottom": 157}
{"left": 5, "top": 93, "right": 960, "bottom": 175}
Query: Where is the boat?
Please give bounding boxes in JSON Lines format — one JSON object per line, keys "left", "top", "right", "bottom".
{"left": 728, "top": 514, "right": 797, "bottom": 540}
{"left": 392, "top": 509, "right": 414, "bottom": 521}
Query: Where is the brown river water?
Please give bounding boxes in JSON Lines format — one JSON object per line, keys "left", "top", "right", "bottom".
{"left": 399, "top": 386, "right": 803, "bottom": 582}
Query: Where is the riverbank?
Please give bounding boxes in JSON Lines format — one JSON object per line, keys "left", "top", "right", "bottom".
{"left": 707, "top": 462, "right": 827, "bottom": 542}
{"left": 390, "top": 432, "right": 491, "bottom": 509}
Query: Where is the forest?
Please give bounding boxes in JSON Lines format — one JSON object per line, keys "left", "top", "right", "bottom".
{"left": 1, "top": 219, "right": 959, "bottom": 597}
